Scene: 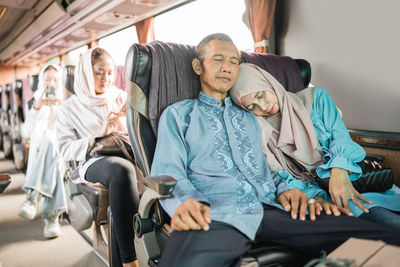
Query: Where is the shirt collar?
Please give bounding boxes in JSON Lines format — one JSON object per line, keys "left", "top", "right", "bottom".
{"left": 198, "top": 91, "right": 233, "bottom": 107}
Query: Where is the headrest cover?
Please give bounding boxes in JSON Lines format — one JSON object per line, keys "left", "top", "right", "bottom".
{"left": 241, "top": 52, "right": 304, "bottom": 93}
{"left": 147, "top": 41, "right": 201, "bottom": 135}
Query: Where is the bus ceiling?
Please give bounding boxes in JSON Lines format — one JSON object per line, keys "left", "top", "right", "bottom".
{"left": 0, "top": 0, "right": 191, "bottom": 66}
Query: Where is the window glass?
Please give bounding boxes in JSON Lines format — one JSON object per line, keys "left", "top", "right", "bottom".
{"left": 155, "top": 0, "right": 253, "bottom": 51}
{"left": 66, "top": 45, "right": 88, "bottom": 66}
{"left": 98, "top": 26, "right": 138, "bottom": 65}
{"left": 47, "top": 56, "right": 60, "bottom": 65}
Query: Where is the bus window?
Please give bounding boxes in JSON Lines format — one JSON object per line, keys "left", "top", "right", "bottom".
{"left": 47, "top": 56, "right": 60, "bottom": 65}
{"left": 154, "top": 0, "right": 253, "bottom": 51}
{"left": 98, "top": 26, "right": 138, "bottom": 66}
{"left": 66, "top": 45, "right": 88, "bottom": 66}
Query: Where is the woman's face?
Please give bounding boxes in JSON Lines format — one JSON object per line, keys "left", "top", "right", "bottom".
{"left": 92, "top": 55, "right": 115, "bottom": 95}
{"left": 241, "top": 90, "right": 280, "bottom": 116}
{"left": 43, "top": 68, "right": 60, "bottom": 88}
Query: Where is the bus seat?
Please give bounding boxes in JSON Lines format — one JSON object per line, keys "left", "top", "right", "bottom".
{"left": 125, "top": 41, "right": 313, "bottom": 267}
{"left": 2, "top": 84, "right": 13, "bottom": 159}
{"left": 63, "top": 65, "right": 75, "bottom": 98}
{"left": 12, "top": 79, "right": 27, "bottom": 170}
{"left": 0, "top": 173, "right": 11, "bottom": 194}
{"left": 0, "top": 85, "right": 4, "bottom": 150}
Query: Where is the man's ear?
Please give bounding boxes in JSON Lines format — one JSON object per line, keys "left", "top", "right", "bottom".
{"left": 192, "top": 58, "right": 202, "bottom": 75}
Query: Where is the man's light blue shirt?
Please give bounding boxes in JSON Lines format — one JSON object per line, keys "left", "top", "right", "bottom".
{"left": 151, "top": 91, "right": 289, "bottom": 240}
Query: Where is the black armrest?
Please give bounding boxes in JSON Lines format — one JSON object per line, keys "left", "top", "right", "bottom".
{"left": 143, "top": 176, "right": 176, "bottom": 197}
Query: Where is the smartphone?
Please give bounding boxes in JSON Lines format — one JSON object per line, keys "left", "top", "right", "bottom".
{"left": 45, "top": 86, "right": 56, "bottom": 98}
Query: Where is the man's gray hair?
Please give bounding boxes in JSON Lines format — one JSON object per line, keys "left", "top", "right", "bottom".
{"left": 194, "top": 33, "right": 234, "bottom": 64}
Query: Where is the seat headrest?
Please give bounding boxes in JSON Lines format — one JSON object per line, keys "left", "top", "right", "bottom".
{"left": 30, "top": 75, "right": 39, "bottom": 93}
{"left": 14, "top": 80, "right": 23, "bottom": 97}
{"left": 63, "top": 65, "right": 75, "bottom": 94}
{"left": 126, "top": 41, "right": 309, "bottom": 135}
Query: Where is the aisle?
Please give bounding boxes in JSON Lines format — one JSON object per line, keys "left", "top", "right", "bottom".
{"left": 0, "top": 151, "right": 107, "bottom": 267}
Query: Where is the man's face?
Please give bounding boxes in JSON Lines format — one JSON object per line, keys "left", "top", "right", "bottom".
{"left": 194, "top": 40, "right": 240, "bottom": 99}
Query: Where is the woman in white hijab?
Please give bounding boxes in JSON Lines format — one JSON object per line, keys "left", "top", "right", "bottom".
{"left": 230, "top": 63, "right": 400, "bottom": 230}
{"left": 19, "top": 64, "right": 68, "bottom": 239}
{"left": 57, "top": 47, "right": 139, "bottom": 267}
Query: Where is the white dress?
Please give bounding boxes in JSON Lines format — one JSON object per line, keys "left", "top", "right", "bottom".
{"left": 23, "top": 103, "right": 67, "bottom": 215}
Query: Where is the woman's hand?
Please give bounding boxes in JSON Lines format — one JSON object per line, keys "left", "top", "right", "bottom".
{"left": 33, "top": 95, "right": 61, "bottom": 110}
{"left": 97, "top": 112, "right": 120, "bottom": 137}
{"left": 310, "top": 196, "right": 354, "bottom": 217}
{"left": 329, "top": 167, "right": 371, "bottom": 213}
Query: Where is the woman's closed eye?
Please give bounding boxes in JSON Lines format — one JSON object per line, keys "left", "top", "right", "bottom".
{"left": 256, "top": 91, "right": 264, "bottom": 99}
{"left": 246, "top": 104, "right": 254, "bottom": 111}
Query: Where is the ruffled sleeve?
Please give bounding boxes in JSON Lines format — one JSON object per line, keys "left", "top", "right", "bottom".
{"left": 277, "top": 169, "right": 328, "bottom": 199}
{"left": 311, "top": 88, "right": 365, "bottom": 181}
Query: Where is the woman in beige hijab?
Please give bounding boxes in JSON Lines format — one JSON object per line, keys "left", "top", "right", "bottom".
{"left": 57, "top": 48, "right": 139, "bottom": 267}
{"left": 230, "top": 63, "right": 400, "bottom": 230}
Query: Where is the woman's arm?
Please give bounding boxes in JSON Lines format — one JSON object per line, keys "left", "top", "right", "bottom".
{"left": 56, "top": 106, "right": 91, "bottom": 162}
{"left": 312, "top": 88, "right": 371, "bottom": 212}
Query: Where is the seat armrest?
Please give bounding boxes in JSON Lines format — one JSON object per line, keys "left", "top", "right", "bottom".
{"left": 0, "top": 174, "right": 11, "bottom": 194}
{"left": 143, "top": 176, "right": 176, "bottom": 197}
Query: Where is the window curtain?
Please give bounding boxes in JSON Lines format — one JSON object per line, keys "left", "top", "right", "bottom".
{"left": 135, "top": 17, "right": 155, "bottom": 44}
{"left": 244, "top": 0, "right": 276, "bottom": 53}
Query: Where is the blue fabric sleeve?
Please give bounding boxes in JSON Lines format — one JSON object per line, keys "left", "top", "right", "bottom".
{"left": 272, "top": 171, "right": 290, "bottom": 197}
{"left": 276, "top": 169, "right": 328, "bottom": 199}
{"left": 151, "top": 105, "right": 209, "bottom": 217}
{"left": 312, "top": 88, "right": 366, "bottom": 181}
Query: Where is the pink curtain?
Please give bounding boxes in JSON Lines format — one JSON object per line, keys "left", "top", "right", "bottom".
{"left": 114, "top": 65, "right": 126, "bottom": 91}
{"left": 135, "top": 17, "right": 155, "bottom": 44}
{"left": 244, "top": 0, "right": 276, "bottom": 53}
{"left": 22, "top": 76, "right": 31, "bottom": 115}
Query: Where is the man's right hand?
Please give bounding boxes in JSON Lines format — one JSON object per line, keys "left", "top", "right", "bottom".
{"left": 171, "top": 198, "right": 211, "bottom": 231}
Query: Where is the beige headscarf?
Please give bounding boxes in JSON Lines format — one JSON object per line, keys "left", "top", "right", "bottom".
{"left": 74, "top": 47, "right": 123, "bottom": 106}
{"left": 230, "top": 63, "right": 323, "bottom": 181}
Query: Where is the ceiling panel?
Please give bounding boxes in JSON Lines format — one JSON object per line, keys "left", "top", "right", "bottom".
{"left": 0, "top": 0, "right": 191, "bottom": 66}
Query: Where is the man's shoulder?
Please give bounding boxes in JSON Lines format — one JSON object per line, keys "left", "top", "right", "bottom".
{"left": 162, "top": 99, "right": 196, "bottom": 117}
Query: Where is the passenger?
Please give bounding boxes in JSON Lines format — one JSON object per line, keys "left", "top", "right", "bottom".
{"left": 230, "top": 63, "right": 400, "bottom": 229}
{"left": 18, "top": 64, "right": 67, "bottom": 239}
{"left": 56, "top": 47, "right": 139, "bottom": 267}
{"left": 151, "top": 33, "right": 400, "bottom": 267}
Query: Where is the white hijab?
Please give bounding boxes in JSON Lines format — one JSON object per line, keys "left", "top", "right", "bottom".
{"left": 230, "top": 63, "right": 323, "bottom": 181}
{"left": 34, "top": 64, "right": 63, "bottom": 103}
{"left": 74, "top": 47, "right": 122, "bottom": 106}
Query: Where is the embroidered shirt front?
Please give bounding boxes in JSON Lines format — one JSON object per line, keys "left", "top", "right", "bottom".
{"left": 151, "top": 91, "right": 288, "bottom": 240}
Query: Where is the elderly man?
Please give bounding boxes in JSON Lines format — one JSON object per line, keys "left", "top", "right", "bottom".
{"left": 151, "top": 33, "right": 400, "bottom": 267}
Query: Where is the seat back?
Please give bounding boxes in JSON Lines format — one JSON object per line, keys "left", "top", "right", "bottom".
{"left": 63, "top": 65, "right": 75, "bottom": 96}
{"left": 125, "top": 41, "right": 311, "bottom": 177}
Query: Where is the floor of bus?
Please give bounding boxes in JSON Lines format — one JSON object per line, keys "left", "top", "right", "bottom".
{"left": 0, "top": 151, "right": 107, "bottom": 267}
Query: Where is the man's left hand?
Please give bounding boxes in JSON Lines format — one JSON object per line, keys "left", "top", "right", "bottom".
{"left": 277, "top": 189, "right": 309, "bottom": 221}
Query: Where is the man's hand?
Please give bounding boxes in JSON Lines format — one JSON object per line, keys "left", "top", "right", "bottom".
{"left": 329, "top": 168, "right": 371, "bottom": 213}
{"left": 278, "top": 189, "right": 309, "bottom": 220}
{"left": 171, "top": 198, "right": 211, "bottom": 231}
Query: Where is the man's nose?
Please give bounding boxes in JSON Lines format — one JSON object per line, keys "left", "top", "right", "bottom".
{"left": 220, "top": 60, "right": 232, "bottom": 73}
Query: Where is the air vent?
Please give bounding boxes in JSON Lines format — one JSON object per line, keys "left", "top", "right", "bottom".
{"left": 134, "top": 0, "right": 166, "bottom": 6}
{"left": 70, "top": 27, "right": 99, "bottom": 39}
{"left": 95, "top": 11, "right": 136, "bottom": 25}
